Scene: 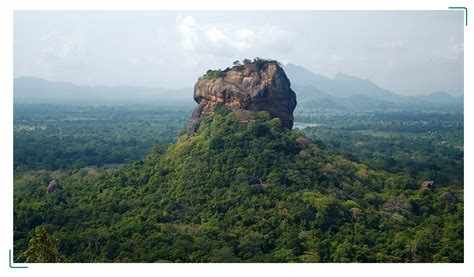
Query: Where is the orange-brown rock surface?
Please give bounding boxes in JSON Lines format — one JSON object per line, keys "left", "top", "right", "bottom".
{"left": 187, "top": 61, "right": 297, "bottom": 131}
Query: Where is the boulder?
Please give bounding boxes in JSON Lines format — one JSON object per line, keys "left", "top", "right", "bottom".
{"left": 47, "top": 179, "right": 60, "bottom": 193}
{"left": 421, "top": 180, "right": 435, "bottom": 190}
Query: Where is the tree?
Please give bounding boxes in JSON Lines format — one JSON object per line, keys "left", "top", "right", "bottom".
{"left": 242, "top": 59, "right": 251, "bottom": 65}
{"left": 16, "top": 226, "right": 63, "bottom": 263}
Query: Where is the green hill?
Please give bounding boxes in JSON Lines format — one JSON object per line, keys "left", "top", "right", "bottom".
{"left": 14, "top": 106, "right": 463, "bottom": 262}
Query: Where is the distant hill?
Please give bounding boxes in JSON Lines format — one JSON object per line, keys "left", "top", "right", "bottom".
{"left": 14, "top": 77, "right": 194, "bottom": 106}
{"left": 14, "top": 68, "right": 463, "bottom": 111}
{"left": 283, "top": 64, "right": 463, "bottom": 111}
{"left": 284, "top": 64, "right": 399, "bottom": 101}
{"left": 416, "top": 91, "right": 464, "bottom": 106}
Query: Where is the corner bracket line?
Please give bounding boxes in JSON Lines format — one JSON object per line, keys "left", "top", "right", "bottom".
{"left": 449, "top": 6, "right": 468, "bottom": 26}
{"left": 9, "top": 249, "right": 28, "bottom": 269}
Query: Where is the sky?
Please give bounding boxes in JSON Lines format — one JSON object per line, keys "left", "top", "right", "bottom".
{"left": 14, "top": 11, "right": 464, "bottom": 95}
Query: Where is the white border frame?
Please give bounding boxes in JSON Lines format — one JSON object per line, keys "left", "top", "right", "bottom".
{"left": 0, "top": 1, "right": 470, "bottom": 276}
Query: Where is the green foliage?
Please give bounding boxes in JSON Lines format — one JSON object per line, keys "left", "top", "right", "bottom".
{"left": 200, "top": 58, "right": 282, "bottom": 80}
{"left": 14, "top": 109, "right": 463, "bottom": 262}
{"left": 203, "top": 69, "right": 225, "bottom": 79}
{"left": 14, "top": 104, "right": 188, "bottom": 171}
{"left": 297, "top": 111, "right": 464, "bottom": 189}
{"left": 242, "top": 59, "right": 252, "bottom": 65}
{"left": 16, "top": 226, "right": 64, "bottom": 263}
{"left": 253, "top": 57, "right": 280, "bottom": 69}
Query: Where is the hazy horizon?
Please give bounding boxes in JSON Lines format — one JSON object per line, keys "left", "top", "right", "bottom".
{"left": 14, "top": 11, "right": 464, "bottom": 96}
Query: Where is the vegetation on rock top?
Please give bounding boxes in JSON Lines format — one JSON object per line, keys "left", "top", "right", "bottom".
{"left": 200, "top": 58, "right": 281, "bottom": 80}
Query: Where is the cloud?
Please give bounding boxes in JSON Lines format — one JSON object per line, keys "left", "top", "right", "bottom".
{"left": 127, "top": 56, "right": 166, "bottom": 67}
{"left": 31, "top": 30, "right": 88, "bottom": 78}
{"left": 449, "top": 41, "right": 463, "bottom": 55}
{"left": 40, "top": 30, "right": 86, "bottom": 61}
{"left": 176, "top": 15, "right": 292, "bottom": 58}
{"left": 177, "top": 15, "right": 199, "bottom": 51}
{"left": 328, "top": 54, "right": 345, "bottom": 63}
{"left": 376, "top": 40, "right": 405, "bottom": 49}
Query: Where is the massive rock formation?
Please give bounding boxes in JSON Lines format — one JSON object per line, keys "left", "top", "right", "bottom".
{"left": 187, "top": 60, "right": 297, "bottom": 131}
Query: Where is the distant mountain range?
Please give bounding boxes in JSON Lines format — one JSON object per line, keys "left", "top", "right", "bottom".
{"left": 283, "top": 63, "right": 463, "bottom": 111}
{"left": 14, "top": 77, "right": 194, "bottom": 106}
{"left": 14, "top": 64, "right": 463, "bottom": 111}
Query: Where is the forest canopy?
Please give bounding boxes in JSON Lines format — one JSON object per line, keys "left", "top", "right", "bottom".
{"left": 14, "top": 106, "right": 463, "bottom": 262}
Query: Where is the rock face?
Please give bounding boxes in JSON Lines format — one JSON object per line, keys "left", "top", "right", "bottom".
{"left": 187, "top": 61, "right": 297, "bottom": 131}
